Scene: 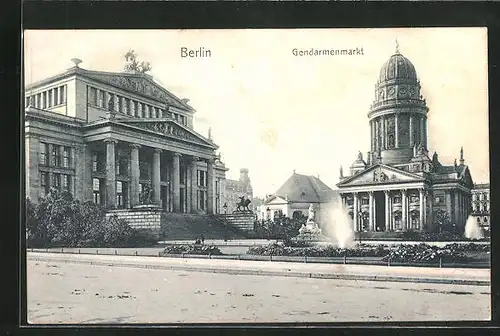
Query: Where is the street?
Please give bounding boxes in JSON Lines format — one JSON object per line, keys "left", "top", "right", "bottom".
{"left": 27, "top": 259, "right": 490, "bottom": 324}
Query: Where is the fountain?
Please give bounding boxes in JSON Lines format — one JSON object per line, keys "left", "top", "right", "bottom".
{"left": 464, "top": 215, "right": 484, "bottom": 240}
{"left": 294, "top": 204, "right": 331, "bottom": 242}
{"left": 293, "top": 201, "right": 355, "bottom": 247}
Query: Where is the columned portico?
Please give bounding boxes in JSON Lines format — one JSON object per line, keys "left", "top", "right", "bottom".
{"left": 104, "top": 138, "right": 117, "bottom": 208}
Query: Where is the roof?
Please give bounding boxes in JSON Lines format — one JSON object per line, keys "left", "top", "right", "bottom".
{"left": 25, "top": 65, "right": 194, "bottom": 112}
{"left": 271, "top": 172, "right": 337, "bottom": 203}
{"left": 473, "top": 183, "right": 490, "bottom": 189}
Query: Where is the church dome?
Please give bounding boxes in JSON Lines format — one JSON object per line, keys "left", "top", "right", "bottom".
{"left": 378, "top": 52, "right": 417, "bottom": 84}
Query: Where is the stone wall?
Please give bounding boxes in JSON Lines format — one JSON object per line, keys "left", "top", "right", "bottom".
{"left": 105, "top": 208, "right": 162, "bottom": 236}
{"left": 222, "top": 213, "right": 255, "bottom": 232}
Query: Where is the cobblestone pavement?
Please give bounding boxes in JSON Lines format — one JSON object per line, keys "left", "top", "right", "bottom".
{"left": 27, "top": 260, "right": 490, "bottom": 324}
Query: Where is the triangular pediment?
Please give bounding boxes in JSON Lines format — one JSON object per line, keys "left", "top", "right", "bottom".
{"left": 117, "top": 119, "right": 216, "bottom": 148}
{"left": 265, "top": 195, "right": 288, "bottom": 205}
{"left": 337, "top": 164, "right": 425, "bottom": 187}
{"left": 82, "top": 70, "right": 191, "bottom": 111}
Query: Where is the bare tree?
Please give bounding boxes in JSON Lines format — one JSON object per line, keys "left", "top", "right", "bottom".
{"left": 124, "top": 50, "right": 152, "bottom": 74}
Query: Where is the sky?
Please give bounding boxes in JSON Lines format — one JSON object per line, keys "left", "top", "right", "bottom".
{"left": 24, "top": 28, "right": 489, "bottom": 198}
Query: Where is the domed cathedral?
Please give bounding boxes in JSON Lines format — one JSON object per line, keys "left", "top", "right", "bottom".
{"left": 337, "top": 44, "right": 474, "bottom": 234}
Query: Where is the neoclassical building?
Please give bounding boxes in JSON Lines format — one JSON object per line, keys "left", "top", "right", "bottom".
{"left": 337, "top": 47, "right": 474, "bottom": 233}
{"left": 25, "top": 58, "right": 229, "bottom": 215}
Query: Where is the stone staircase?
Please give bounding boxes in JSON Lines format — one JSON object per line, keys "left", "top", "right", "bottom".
{"left": 160, "top": 212, "right": 247, "bottom": 240}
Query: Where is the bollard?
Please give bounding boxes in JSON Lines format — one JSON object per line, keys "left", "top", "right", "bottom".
{"left": 439, "top": 257, "right": 442, "bottom": 268}
{"left": 78, "top": 249, "right": 80, "bottom": 254}
{"left": 388, "top": 258, "right": 391, "bottom": 267}
{"left": 115, "top": 250, "right": 117, "bottom": 255}
{"left": 344, "top": 254, "right": 347, "bottom": 264}
{"left": 304, "top": 255, "right": 307, "bottom": 263}
{"left": 270, "top": 255, "right": 273, "bottom": 262}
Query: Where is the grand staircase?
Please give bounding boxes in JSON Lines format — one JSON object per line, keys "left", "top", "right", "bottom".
{"left": 160, "top": 212, "right": 247, "bottom": 240}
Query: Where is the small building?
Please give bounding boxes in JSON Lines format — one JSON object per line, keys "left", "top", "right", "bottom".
{"left": 471, "top": 183, "right": 490, "bottom": 233}
{"left": 259, "top": 171, "right": 338, "bottom": 225}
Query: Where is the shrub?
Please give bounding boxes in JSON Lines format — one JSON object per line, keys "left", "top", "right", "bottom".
{"left": 381, "top": 243, "right": 470, "bottom": 263}
{"left": 25, "top": 190, "right": 157, "bottom": 248}
{"left": 162, "top": 244, "right": 222, "bottom": 255}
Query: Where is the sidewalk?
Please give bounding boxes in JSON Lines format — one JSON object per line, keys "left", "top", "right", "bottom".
{"left": 27, "top": 252, "right": 490, "bottom": 286}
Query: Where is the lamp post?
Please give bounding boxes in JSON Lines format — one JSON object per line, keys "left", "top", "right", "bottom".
{"left": 222, "top": 203, "right": 228, "bottom": 241}
{"left": 358, "top": 212, "right": 363, "bottom": 244}
{"left": 266, "top": 207, "right": 271, "bottom": 240}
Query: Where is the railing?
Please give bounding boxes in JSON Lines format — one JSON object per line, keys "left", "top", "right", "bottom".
{"left": 27, "top": 248, "right": 490, "bottom": 269}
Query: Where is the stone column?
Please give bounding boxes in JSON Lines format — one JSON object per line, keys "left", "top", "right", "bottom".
{"left": 79, "top": 143, "right": 94, "bottom": 202}
{"left": 395, "top": 114, "right": 399, "bottom": 148}
{"left": 384, "top": 190, "right": 390, "bottom": 232}
{"left": 104, "top": 139, "right": 117, "bottom": 208}
{"left": 172, "top": 152, "right": 181, "bottom": 212}
{"left": 370, "top": 122, "right": 375, "bottom": 152}
{"left": 25, "top": 136, "right": 40, "bottom": 203}
{"left": 137, "top": 103, "right": 143, "bottom": 118}
{"left": 121, "top": 97, "right": 127, "bottom": 114}
{"left": 409, "top": 115, "right": 414, "bottom": 147}
{"left": 152, "top": 149, "right": 162, "bottom": 206}
{"left": 381, "top": 116, "right": 386, "bottom": 149}
{"left": 368, "top": 191, "right": 374, "bottom": 231}
{"left": 422, "top": 190, "right": 428, "bottom": 231}
{"left": 190, "top": 156, "right": 199, "bottom": 213}
{"left": 130, "top": 144, "right": 141, "bottom": 207}
{"left": 419, "top": 189, "right": 425, "bottom": 231}
{"left": 353, "top": 192, "right": 359, "bottom": 232}
{"left": 206, "top": 158, "right": 215, "bottom": 214}
{"left": 401, "top": 189, "right": 408, "bottom": 232}
{"left": 454, "top": 191, "right": 460, "bottom": 227}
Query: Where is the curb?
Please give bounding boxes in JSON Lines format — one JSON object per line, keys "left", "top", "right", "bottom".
{"left": 28, "top": 255, "right": 490, "bottom": 287}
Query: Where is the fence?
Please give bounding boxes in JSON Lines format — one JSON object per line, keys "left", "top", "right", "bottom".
{"left": 27, "top": 248, "right": 490, "bottom": 269}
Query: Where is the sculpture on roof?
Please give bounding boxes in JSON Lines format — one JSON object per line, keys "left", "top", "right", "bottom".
{"left": 124, "top": 49, "right": 152, "bottom": 74}
{"left": 357, "top": 151, "right": 363, "bottom": 161}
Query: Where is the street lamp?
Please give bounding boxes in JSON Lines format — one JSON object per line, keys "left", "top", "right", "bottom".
{"left": 222, "top": 203, "right": 228, "bottom": 241}
{"left": 358, "top": 213, "right": 363, "bottom": 244}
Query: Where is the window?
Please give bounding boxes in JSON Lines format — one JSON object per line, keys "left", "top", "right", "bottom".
{"left": 60, "top": 85, "right": 66, "bottom": 104}
{"left": 410, "top": 195, "right": 419, "bottom": 203}
{"left": 180, "top": 163, "right": 185, "bottom": 184}
{"left": 89, "top": 87, "right": 98, "bottom": 106}
{"left": 393, "top": 196, "right": 402, "bottom": 204}
{"left": 40, "top": 172, "right": 49, "bottom": 194}
{"left": 36, "top": 93, "right": 41, "bottom": 108}
{"left": 92, "top": 153, "right": 98, "bottom": 172}
{"left": 39, "top": 143, "right": 48, "bottom": 165}
{"left": 484, "top": 194, "right": 488, "bottom": 201}
{"left": 62, "top": 174, "right": 71, "bottom": 192}
{"left": 25, "top": 96, "right": 30, "bottom": 107}
{"left": 98, "top": 90, "right": 105, "bottom": 108}
{"left": 361, "top": 198, "right": 369, "bottom": 205}
{"left": 116, "top": 181, "right": 123, "bottom": 208}
{"left": 42, "top": 92, "right": 47, "bottom": 109}
{"left": 199, "top": 190, "right": 206, "bottom": 210}
{"left": 51, "top": 145, "right": 61, "bottom": 166}
{"left": 52, "top": 173, "right": 61, "bottom": 190}
{"left": 93, "top": 178, "right": 101, "bottom": 204}
{"left": 54, "top": 87, "right": 59, "bottom": 105}
{"left": 434, "top": 196, "right": 443, "bottom": 204}
{"left": 63, "top": 147, "right": 70, "bottom": 168}
{"left": 47, "top": 90, "right": 52, "bottom": 107}
{"left": 198, "top": 170, "right": 206, "bottom": 187}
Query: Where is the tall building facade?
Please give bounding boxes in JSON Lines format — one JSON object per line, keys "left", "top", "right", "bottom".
{"left": 25, "top": 59, "right": 228, "bottom": 215}
{"left": 471, "top": 183, "right": 490, "bottom": 232}
{"left": 337, "top": 47, "right": 474, "bottom": 233}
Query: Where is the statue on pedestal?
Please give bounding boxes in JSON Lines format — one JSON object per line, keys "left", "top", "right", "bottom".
{"left": 235, "top": 196, "right": 252, "bottom": 212}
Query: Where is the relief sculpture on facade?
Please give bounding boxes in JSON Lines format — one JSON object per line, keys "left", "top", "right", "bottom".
{"left": 140, "top": 122, "right": 201, "bottom": 144}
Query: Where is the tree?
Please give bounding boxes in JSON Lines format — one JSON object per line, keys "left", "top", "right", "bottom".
{"left": 433, "top": 209, "right": 456, "bottom": 233}
{"left": 124, "top": 50, "right": 152, "bottom": 74}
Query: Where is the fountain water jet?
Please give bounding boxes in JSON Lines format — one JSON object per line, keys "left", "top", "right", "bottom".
{"left": 327, "top": 203, "right": 355, "bottom": 248}
{"left": 464, "top": 215, "right": 484, "bottom": 240}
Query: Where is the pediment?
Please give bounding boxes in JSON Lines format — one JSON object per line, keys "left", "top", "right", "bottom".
{"left": 82, "top": 71, "right": 190, "bottom": 111}
{"left": 117, "top": 119, "right": 215, "bottom": 148}
{"left": 338, "top": 164, "right": 424, "bottom": 187}
{"left": 265, "top": 195, "right": 288, "bottom": 205}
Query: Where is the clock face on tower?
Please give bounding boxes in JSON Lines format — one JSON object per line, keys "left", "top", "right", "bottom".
{"left": 399, "top": 86, "right": 407, "bottom": 97}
